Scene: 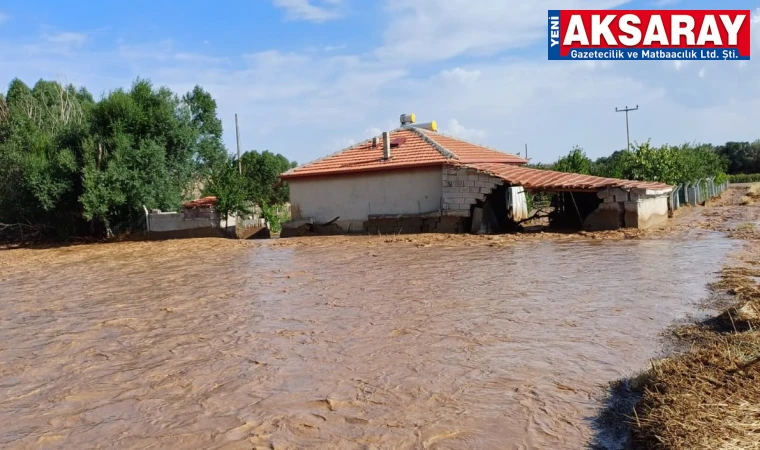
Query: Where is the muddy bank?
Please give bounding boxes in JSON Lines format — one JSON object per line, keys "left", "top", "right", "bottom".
{"left": 596, "top": 185, "right": 760, "bottom": 450}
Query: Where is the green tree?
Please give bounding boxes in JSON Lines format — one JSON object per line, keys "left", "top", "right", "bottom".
{"left": 591, "top": 150, "right": 627, "bottom": 178}
{"left": 240, "top": 150, "right": 297, "bottom": 205}
{"left": 0, "top": 77, "right": 232, "bottom": 241}
{"left": 204, "top": 156, "right": 251, "bottom": 227}
{"left": 715, "top": 141, "right": 760, "bottom": 174}
{"left": 553, "top": 146, "right": 592, "bottom": 174}
{"left": 616, "top": 141, "right": 727, "bottom": 185}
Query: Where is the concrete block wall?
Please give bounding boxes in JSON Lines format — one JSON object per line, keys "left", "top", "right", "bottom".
{"left": 441, "top": 167, "right": 503, "bottom": 217}
{"left": 592, "top": 188, "right": 670, "bottom": 230}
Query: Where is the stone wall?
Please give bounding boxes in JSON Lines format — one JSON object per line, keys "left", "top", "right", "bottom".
{"left": 442, "top": 167, "right": 503, "bottom": 217}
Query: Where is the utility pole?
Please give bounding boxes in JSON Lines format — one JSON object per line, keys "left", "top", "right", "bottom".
{"left": 235, "top": 113, "right": 242, "bottom": 174}
{"left": 615, "top": 105, "right": 638, "bottom": 150}
{"left": 525, "top": 143, "right": 528, "bottom": 161}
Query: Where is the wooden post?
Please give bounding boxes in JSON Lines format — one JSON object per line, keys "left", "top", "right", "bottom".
{"left": 235, "top": 113, "right": 242, "bottom": 175}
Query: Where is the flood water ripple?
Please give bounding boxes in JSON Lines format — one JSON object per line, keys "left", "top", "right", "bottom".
{"left": 0, "top": 232, "right": 736, "bottom": 449}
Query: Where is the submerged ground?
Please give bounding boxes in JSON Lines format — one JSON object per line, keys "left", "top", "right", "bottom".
{"left": 0, "top": 189, "right": 754, "bottom": 450}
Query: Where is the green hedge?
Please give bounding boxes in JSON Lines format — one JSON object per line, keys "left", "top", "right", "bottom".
{"left": 728, "top": 174, "right": 760, "bottom": 183}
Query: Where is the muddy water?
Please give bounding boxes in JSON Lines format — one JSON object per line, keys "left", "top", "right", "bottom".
{"left": 0, "top": 232, "right": 735, "bottom": 449}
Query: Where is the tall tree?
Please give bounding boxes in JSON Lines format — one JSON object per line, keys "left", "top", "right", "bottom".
{"left": 0, "top": 77, "right": 232, "bottom": 240}
{"left": 553, "top": 146, "right": 592, "bottom": 174}
{"left": 240, "top": 150, "right": 297, "bottom": 206}
{"left": 203, "top": 156, "right": 251, "bottom": 227}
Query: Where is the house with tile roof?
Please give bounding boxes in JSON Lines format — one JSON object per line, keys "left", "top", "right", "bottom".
{"left": 279, "top": 115, "right": 674, "bottom": 236}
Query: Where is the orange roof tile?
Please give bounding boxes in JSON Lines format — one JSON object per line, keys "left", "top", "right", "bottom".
{"left": 417, "top": 130, "right": 525, "bottom": 164}
{"left": 280, "top": 127, "right": 527, "bottom": 180}
{"left": 182, "top": 196, "right": 218, "bottom": 208}
{"left": 463, "top": 163, "right": 673, "bottom": 192}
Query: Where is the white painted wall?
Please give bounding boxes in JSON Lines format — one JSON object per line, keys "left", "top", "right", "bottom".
{"left": 633, "top": 196, "right": 669, "bottom": 228}
{"left": 288, "top": 168, "right": 443, "bottom": 224}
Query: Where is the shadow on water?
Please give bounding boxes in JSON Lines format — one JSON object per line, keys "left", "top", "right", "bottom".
{"left": 588, "top": 377, "right": 642, "bottom": 450}
{"left": 587, "top": 287, "right": 741, "bottom": 450}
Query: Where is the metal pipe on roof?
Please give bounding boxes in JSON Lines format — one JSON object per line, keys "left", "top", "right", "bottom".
{"left": 382, "top": 131, "right": 391, "bottom": 160}
{"left": 407, "top": 121, "right": 437, "bottom": 132}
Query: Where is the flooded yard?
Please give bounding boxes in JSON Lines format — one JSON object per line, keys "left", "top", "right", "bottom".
{"left": 0, "top": 230, "right": 736, "bottom": 449}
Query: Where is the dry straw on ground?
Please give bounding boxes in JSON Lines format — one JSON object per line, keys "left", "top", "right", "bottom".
{"left": 626, "top": 185, "right": 760, "bottom": 450}
{"left": 742, "top": 183, "right": 760, "bottom": 205}
{"left": 631, "top": 232, "right": 760, "bottom": 449}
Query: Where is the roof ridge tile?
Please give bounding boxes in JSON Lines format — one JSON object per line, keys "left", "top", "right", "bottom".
{"left": 406, "top": 126, "right": 459, "bottom": 160}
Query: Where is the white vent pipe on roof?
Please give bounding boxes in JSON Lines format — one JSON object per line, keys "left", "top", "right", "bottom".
{"left": 382, "top": 131, "right": 391, "bottom": 160}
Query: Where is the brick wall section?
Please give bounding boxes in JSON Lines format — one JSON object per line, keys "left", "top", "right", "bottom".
{"left": 441, "top": 166, "right": 503, "bottom": 217}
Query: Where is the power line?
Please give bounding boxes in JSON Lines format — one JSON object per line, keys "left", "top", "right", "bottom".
{"left": 615, "top": 105, "right": 638, "bottom": 151}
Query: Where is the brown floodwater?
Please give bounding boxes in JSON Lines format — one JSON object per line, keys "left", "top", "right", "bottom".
{"left": 0, "top": 231, "right": 736, "bottom": 449}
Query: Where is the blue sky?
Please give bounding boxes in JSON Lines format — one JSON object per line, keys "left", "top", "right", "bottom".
{"left": 1, "top": 0, "right": 758, "bottom": 164}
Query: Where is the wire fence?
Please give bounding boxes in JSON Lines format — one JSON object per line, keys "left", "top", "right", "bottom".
{"left": 669, "top": 177, "right": 728, "bottom": 211}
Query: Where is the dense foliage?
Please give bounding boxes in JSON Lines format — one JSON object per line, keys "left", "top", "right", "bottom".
{"left": 549, "top": 141, "right": 729, "bottom": 185}
{"left": 0, "top": 78, "right": 229, "bottom": 239}
{"left": 715, "top": 141, "right": 760, "bottom": 175}
{"left": 0, "top": 78, "right": 295, "bottom": 241}
{"left": 728, "top": 173, "right": 760, "bottom": 183}
{"left": 239, "top": 150, "right": 297, "bottom": 207}
{"left": 553, "top": 146, "right": 592, "bottom": 175}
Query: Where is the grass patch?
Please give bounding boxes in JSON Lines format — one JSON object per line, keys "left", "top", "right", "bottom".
{"left": 729, "top": 174, "right": 760, "bottom": 184}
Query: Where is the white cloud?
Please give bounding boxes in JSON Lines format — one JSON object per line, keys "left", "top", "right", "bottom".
{"left": 117, "top": 40, "right": 227, "bottom": 65}
{"left": 698, "top": 68, "right": 706, "bottom": 78}
{"left": 325, "top": 136, "right": 356, "bottom": 152}
{"left": 440, "top": 67, "right": 481, "bottom": 84}
{"left": 673, "top": 61, "right": 683, "bottom": 71}
{"left": 653, "top": 0, "right": 679, "bottom": 6}
{"left": 323, "top": 44, "right": 347, "bottom": 52}
{"left": 0, "top": 12, "right": 8, "bottom": 25}
{"left": 441, "top": 119, "right": 486, "bottom": 141}
{"left": 376, "top": 0, "right": 630, "bottom": 63}
{"left": 1, "top": 0, "right": 759, "bottom": 166}
{"left": 43, "top": 32, "right": 87, "bottom": 47}
{"left": 273, "top": 0, "right": 344, "bottom": 22}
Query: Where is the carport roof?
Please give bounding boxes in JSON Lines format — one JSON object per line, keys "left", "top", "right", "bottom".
{"left": 463, "top": 162, "right": 673, "bottom": 193}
